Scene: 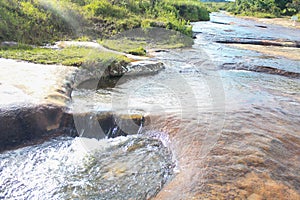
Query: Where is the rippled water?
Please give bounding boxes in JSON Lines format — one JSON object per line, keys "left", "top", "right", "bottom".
{"left": 1, "top": 12, "right": 300, "bottom": 199}
{"left": 0, "top": 134, "right": 173, "bottom": 199}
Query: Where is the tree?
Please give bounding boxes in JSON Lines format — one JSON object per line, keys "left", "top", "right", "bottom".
{"left": 286, "top": 0, "right": 300, "bottom": 14}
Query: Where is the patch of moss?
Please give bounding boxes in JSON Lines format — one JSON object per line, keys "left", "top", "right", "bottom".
{"left": 0, "top": 46, "right": 130, "bottom": 68}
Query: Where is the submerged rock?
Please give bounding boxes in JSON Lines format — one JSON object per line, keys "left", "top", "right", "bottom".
{"left": 100, "top": 60, "right": 165, "bottom": 78}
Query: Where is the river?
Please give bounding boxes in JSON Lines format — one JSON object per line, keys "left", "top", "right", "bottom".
{"left": 1, "top": 12, "right": 300, "bottom": 199}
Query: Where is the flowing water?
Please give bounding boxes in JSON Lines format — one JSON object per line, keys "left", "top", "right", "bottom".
{"left": 1, "top": 12, "right": 300, "bottom": 199}
{"left": 0, "top": 135, "right": 174, "bottom": 199}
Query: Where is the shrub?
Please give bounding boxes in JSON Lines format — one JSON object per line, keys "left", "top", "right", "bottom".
{"left": 84, "top": 0, "right": 128, "bottom": 18}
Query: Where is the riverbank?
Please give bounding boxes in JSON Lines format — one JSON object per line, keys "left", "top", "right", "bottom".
{"left": 209, "top": 12, "right": 300, "bottom": 62}
{"left": 0, "top": 0, "right": 209, "bottom": 45}
{"left": 220, "top": 10, "right": 300, "bottom": 29}
{"left": 228, "top": 44, "right": 300, "bottom": 61}
{"left": 239, "top": 15, "right": 300, "bottom": 29}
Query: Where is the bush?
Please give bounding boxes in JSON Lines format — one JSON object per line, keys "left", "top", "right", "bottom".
{"left": 0, "top": 0, "right": 82, "bottom": 44}
{"left": 169, "top": 1, "right": 210, "bottom": 21}
{"left": 84, "top": 0, "right": 128, "bottom": 18}
{"left": 0, "top": 0, "right": 210, "bottom": 45}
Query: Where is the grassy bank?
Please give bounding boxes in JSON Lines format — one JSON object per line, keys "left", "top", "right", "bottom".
{"left": 0, "top": 0, "right": 81, "bottom": 45}
{"left": 0, "top": 45, "right": 130, "bottom": 67}
{"left": 0, "top": 0, "right": 210, "bottom": 67}
{"left": 0, "top": 0, "right": 209, "bottom": 45}
{"left": 99, "top": 27, "right": 194, "bottom": 56}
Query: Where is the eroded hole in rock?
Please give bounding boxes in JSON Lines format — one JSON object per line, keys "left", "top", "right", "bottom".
{"left": 97, "top": 113, "right": 145, "bottom": 139}
{"left": 73, "top": 112, "right": 146, "bottom": 139}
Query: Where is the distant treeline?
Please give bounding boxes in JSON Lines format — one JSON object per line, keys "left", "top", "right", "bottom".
{"left": 201, "top": 0, "right": 228, "bottom": 2}
{"left": 227, "top": 0, "right": 300, "bottom": 18}
{"left": 0, "top": 0, "right": 209, "bottom": 45}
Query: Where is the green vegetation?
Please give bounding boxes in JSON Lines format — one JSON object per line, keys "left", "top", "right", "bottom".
{"left": 0, "top": 0, "right": 209, "bottom": 45}
{"left": 0, "top": 0, "right": 82, "bottom": 45}
{"left": 100, "top": 38, "right": 147, "bottom": 55}
{"left": 79, "top": 0, "right": 209, "bottom": 37}
{"left": 0, "top": 46, "right": 130, "bottom": 67}
{"left": 164, "top": 0, "right": 210, "bottom": 22}
{"left": 227, "top": 0, "right": 300, "bottom": 18}
{"left": 99, "top": 27, "right": 194, "bottom": 55}
{"left": 204, "top": 2, "right": 229, "bottom": 13}
{"left": 297, "top": 13, "right": 300, "bottom": 22}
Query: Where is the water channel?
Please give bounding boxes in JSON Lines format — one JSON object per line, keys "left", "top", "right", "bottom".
{"left": 1, "top": 12, "right": 300, "bottom": 199}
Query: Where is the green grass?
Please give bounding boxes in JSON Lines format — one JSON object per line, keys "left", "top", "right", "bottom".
{"left": 99, "top": 27, "right": 194, "bottom": 54}
{"left": 0, "top": 46, "right": 130, "bottom": 67}
{"left": 99, "top": 38, "right": 147, "bottom": 55}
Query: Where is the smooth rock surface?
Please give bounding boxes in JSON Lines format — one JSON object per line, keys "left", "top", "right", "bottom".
{"left": 0, "top": 59, "right": 77, "bottom": 151}
{"left": 0, "top": 58, "right": 77, "bottom": 106}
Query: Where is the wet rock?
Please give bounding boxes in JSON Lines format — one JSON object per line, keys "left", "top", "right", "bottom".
{"left": 216, "top": 39, "right": 300, "bottom": 48}
{"left": 211, "top": 21, "right": 231, "bottom": 25}
{"left": 0, "top": 105, "right": 76, "bottom": 151}
{"left": 0, "top": 59, "right": 77, "bottom": 151}
{"left": 192, "top": 32, "right": 202, "bottom": 39}
{"left": 106, "top": 60, "right": 165, "bottom": 77}
{"left": 107, "top": 60, "right": 130, "bottom": 77}
{"left": 125, "top": 61, "right": 165, "bottom": 76}
{"left": 74, "top": 61, "right": 165, "bottom": 89}
{"left": 255, "top": 25, "right": 268, "bottom": 29}
{"left": 153, "top": 49, "right": 169, "bottom": 53}
{"left": 220, "top": 63, "right": 300, "bottom": 78}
